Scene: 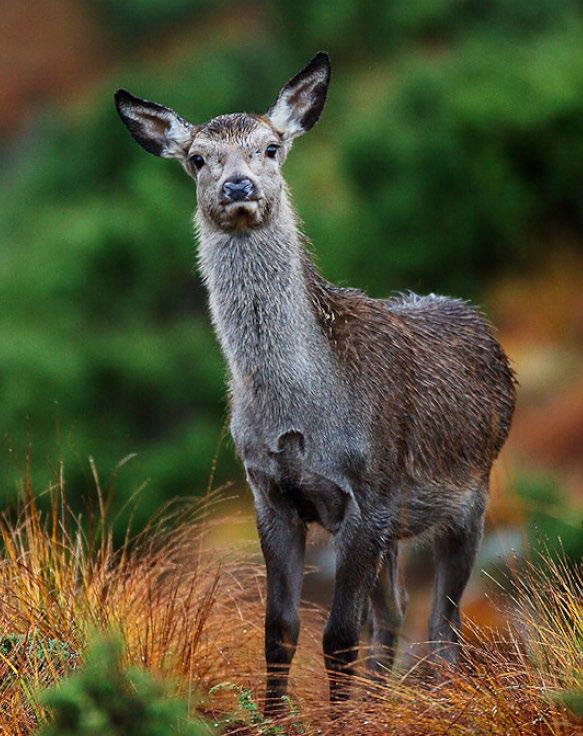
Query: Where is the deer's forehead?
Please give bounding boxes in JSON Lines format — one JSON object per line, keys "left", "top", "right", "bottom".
{"left": 194, "top": 113, "right": 278, "bottom": 149}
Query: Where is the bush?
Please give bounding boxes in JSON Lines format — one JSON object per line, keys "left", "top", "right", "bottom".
{"left": 338, "top": 28, "right": 583, "bottom": 295}
{"left": 90, "top": 0, "right": 226, "bottom": 39}
{"left": 516, "top": 473, "right": 583, "bottom": 564}
{"left": 36, "top": 634, "right": 213, "bottom": 736}
{"left": 269, "top": 0, "right": 580, "bottom": 58}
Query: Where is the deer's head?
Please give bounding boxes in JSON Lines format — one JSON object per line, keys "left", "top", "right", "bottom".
{"left": 115, "top": 53, "right": 330, "bottom": 233}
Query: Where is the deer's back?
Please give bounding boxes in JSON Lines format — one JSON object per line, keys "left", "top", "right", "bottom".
{"left": 307, "top": 269, "right": 516, "bottom": 492}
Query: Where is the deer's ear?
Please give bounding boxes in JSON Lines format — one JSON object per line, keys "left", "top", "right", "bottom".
{"left": 114, "top": 89, "right": 194, "bottom": 159}
{"left": 267, "top": 52, "right": 331, "bottom": 140}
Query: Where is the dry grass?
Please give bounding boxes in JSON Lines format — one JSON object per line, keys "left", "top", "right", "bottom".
{"left": 0, "top": 473, "right": 581, "bottom": 735}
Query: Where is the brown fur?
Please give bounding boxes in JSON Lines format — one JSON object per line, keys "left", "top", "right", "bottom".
{"left": 302, "top": 249, "right": 516, "bottom": 500}
{"left": 114, "top": 51, "right": 518, "bottom": 707}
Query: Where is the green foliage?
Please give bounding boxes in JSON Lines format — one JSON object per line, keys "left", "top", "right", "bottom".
{"left": 0, "top": 634, "right": 75, "bottom": 666}
{"left": 337, "top": 28, "right": 583, "bottom": 295}
{"left": 91, "top": 0, "right": 226, "bottom": 38}
{"left": 210, "top": 682, "right": 304, "bottom": 735}
{"left": 557, "top": 678, "right": 583, "bottom": 718}
{"left": 0, "top": 632, "right": 77, "bottom": 705}
{"left": 270, "top": 0, "right": 580, "bottom": 58}
{"left": 36, "top": 634, "right": 213, "bottom": 736}
{"left": 516, "top": 474, "right": 583, "bottom": 563}
{"left": 0, "top": 0, "right": 581, "bottom": 531}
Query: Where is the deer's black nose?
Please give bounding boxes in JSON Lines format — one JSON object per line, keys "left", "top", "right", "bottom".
{"left": 222, "top": 177, "right": 255, "bottom": 203}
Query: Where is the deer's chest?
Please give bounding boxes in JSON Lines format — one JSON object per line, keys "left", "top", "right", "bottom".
{"left": 230, "top": 391, "right": 367, "bottom": 533}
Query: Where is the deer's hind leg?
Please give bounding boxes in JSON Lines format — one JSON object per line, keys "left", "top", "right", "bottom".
{"left": 323, "top": 508, "right": 387, "bottom": 702}
{"left": 368, "top": 542, "right": 407, "bottom": 676}
{"left": 428, "top": 488, "right": 486, "bottom": 666}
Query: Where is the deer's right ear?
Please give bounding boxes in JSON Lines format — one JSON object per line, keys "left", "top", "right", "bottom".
{"left": 114, "top": 89, "right": 194, "bottom": 159}
{"left": 267, "top": 52, "right": 331, "bottom": 141}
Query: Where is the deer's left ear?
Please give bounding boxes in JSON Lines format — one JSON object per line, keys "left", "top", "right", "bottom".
{"left": 267, "top": 52, "right": 331, "bottom": 141}
{"left": 114, "top": 89, "right": 194, "bottom": 159}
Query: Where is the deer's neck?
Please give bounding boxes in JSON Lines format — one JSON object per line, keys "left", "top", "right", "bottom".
{"left": 196, "top": 197, "right": 330, "bottom": 399}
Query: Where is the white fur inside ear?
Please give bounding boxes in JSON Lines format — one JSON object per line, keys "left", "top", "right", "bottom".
{"left": 268, "top": 67, "right": 328, "bottom": 139}
{"left": 269, "top": 103, "right": 303, "bottom": 138}
{"left": 160, "top": 115, "right": 193, "bottom": 158}
{"left": 122, "top": 103, "right": 192, "bottom": 159}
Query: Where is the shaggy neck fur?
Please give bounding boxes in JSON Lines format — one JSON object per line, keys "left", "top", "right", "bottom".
{"left": 195, "top": 191, "right": 336, "bottom": 409}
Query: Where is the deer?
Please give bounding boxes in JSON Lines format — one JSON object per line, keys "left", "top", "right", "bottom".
{"left": 115, "top": 51, "right": 516, "bottom": 711}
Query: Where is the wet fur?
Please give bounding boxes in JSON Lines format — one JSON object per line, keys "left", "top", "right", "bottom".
{"left": 115, "top": 51, "right": 517, "bottom": 709}
{"left": 197, "top": 198, "right": 516, "bottom": 542}
{"left": 196, "top": 184, "right": 515, "bottom": 704}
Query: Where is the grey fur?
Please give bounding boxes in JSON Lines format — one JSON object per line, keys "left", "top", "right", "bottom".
{"left": 115, "top": 51, "right": 516, "bottom": 711}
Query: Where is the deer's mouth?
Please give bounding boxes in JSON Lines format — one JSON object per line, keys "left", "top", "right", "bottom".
{"left": 224, "top": 199, "right": 259, "bottom": 211}
{"left": 221, "top": 199, "right": 264, "bottom": 230}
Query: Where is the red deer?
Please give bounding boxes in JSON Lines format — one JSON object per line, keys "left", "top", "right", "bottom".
{"left": 115, "top": 52, "right": 516, "bottom": 711}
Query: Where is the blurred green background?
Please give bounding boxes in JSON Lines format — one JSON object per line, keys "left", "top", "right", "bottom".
{"left": 0, "top": 0, "right": 581, "bottom": 564}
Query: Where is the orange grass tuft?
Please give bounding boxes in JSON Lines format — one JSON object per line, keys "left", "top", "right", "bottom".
{"left": 0, "top": 475, "right": 580, "bottom": 735}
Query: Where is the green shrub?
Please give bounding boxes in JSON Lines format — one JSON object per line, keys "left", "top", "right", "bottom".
{"left": 516, "top": 474, "right": 583, "bottom": 563}
{"left": 210, "top": 682, "right": 305, "bottom": 735}
{"left": 0, "top": 634, "right": 75, "bottom": 667}
{"left": 36, "top": 634, "right": 213, "bottom": 736}
{"left": 270, "top": 0, "right": 580, "bottom": 58}
{"left": 90, "top": 0, "right": 226, "bottom": 39}
{"left": 338, "top": 28, "right": 583, "bottom": 295}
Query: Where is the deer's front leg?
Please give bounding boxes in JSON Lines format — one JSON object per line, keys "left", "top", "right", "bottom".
{"left": 323, "top": 512, "right": 385, "bottom": 702}
{"left": 255, "top": 500, "right": 306, "bottom": 715}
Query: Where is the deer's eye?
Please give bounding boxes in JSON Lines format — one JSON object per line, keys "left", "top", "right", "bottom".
{"left": 265, "top": 144, "right": 279, "bottom": 159}
{"left": 190, "top": 154, "right": 205, "bottom": 170}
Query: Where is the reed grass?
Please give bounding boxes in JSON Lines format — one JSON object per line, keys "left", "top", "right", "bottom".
{"left": 0, "top": 469, "right": 580, "bottom": 735}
